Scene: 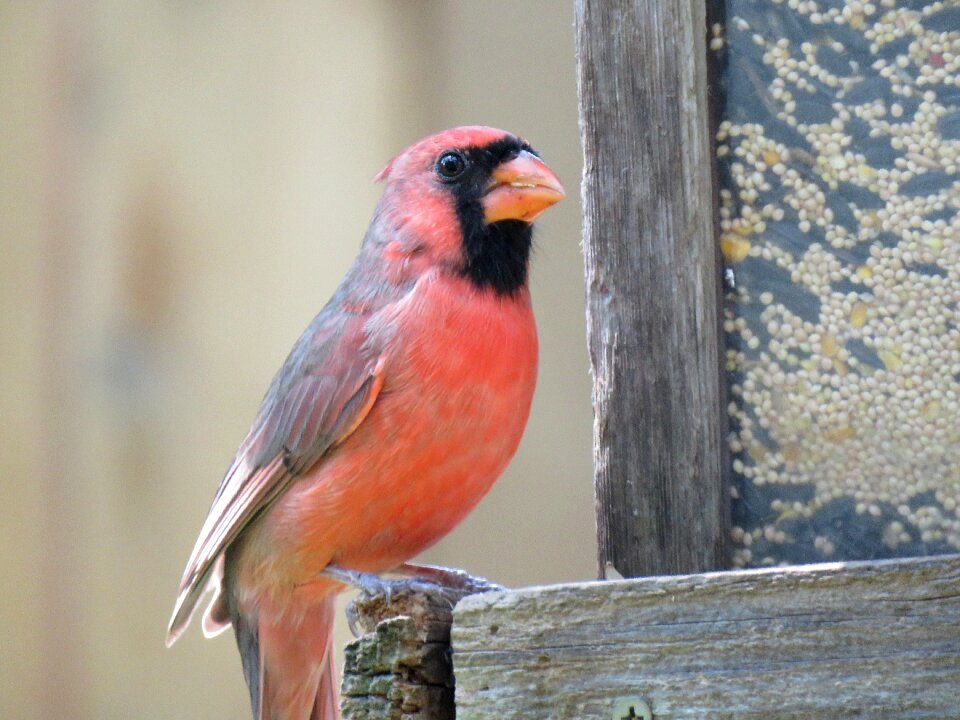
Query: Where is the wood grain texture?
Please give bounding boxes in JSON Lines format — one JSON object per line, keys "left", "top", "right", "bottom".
{"left": 340, "top": 586, "right": 458, "bottom": 720}
{"left": 575, "top": 0, "right": 729, "bottom": 578}
{"left": 452, "top": 554, "right": 960, "bottom": 719}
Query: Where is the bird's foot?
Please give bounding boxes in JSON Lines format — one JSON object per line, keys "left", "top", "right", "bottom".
{"left": 322, "top": 566, "right": 447, "bottom": 637}
{"left": 322, "top": 565, "right": 440, "bottom": 604}
{"left": 323, "top": 564, "right": 504, "bottom": 637}
{"left": 395, "top": 562, "right": 506, "bottom": 594}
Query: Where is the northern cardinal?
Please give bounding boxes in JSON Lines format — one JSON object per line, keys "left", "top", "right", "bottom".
{"left": 166, "top": 126, "right": 564, "bottom": 720}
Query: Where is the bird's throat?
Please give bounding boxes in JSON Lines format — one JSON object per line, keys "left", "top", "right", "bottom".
{"left": 458, "top": 218, "right": 532, "bottom": 296}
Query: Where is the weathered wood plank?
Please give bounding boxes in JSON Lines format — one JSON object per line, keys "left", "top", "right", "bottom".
{"left": 452, "top": 554, "right": 960, "bottom": 719}
{"left": 575, "top": 0, "right": 728, "bottom": 578}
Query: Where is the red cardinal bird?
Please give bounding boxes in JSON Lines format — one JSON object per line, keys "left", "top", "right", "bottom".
{"left": 166, "top": 126, "right": 564, "bottom": 720}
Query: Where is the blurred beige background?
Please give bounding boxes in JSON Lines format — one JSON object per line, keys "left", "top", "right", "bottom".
{"left": 1, "top": 2, "right": 593, "bottom": 718}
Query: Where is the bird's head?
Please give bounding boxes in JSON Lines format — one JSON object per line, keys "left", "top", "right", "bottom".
{"left": 372, "top": 126, "right": 565, "bottom": 295}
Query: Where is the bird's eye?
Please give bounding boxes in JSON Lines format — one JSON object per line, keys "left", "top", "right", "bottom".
{"left": 436, "top": 151, "right": 467, "bottom": 179}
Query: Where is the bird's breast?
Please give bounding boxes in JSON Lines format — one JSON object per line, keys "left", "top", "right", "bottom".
{"left": 273, "top": 273, "right": 539, "bottom": 579}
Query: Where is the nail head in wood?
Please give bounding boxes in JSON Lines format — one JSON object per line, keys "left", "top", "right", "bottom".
{"left": 612, "top": 697, "right": 652, "bottom": 720}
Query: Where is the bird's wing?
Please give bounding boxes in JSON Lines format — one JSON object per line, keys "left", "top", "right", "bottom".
{"left": 166, "top": 313, "right": 385, "bottom": 645}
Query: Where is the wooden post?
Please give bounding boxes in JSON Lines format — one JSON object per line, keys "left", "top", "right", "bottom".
{"left": 574, "top": 0, "right": 728, "bottom": 577}
{"left": 340, "top": 586, "right": 457, "bottom": 720}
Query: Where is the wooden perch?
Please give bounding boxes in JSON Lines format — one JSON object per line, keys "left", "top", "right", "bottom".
{"left": 452, "top": 554, "right": 960, "bottom": 719}
{"left": 340, "top": 582, "right": 482, "bottom": 720}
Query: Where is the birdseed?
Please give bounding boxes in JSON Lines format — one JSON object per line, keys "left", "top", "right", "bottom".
{"left": 715, "top": 0, "right": 960, "bottom": 567}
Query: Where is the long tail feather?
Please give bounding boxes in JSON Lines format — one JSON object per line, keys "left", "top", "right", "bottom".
{"left": 232, "top": 609, "right": 263, "bottom": 718}
{"left": 232, "top": 595, "right": 338, "bottom": 720}
{"left": 312, "top": 636, "right": 338, "bottom": 720}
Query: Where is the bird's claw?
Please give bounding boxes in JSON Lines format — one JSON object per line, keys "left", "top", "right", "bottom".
{"left": 397, "top": 562, "right": 507, "bottom": 594}
{"left": 345, "top": 602, "right": 362, "bottom": 638}
{"left": 323, "top": 564, "right": 502, "bottom": 600}
{"left": 322, "top": 566, "right": 397, "bottom": 600}
{"left": 324, "top": 564, "right": 503, "bottom": 637}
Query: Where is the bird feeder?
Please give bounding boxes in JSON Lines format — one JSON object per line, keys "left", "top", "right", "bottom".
{"left": 716, "top": 0, "right": 960, "bottom": 567}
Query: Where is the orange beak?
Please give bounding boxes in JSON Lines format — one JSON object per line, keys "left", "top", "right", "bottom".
{"left": 481, "top": 150, "right": 565, "bottom": 224}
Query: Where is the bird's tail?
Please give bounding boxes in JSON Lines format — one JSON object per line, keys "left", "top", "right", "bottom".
{"left": 233, "top": 594, "right": 339, "bottom": 720}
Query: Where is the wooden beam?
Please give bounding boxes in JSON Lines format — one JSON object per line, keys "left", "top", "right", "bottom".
{"left": 574, "top": 0, "right": 728, "bottom": 578}
{"left": 452, "top": 554, "right": 960, "bottom": 719}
